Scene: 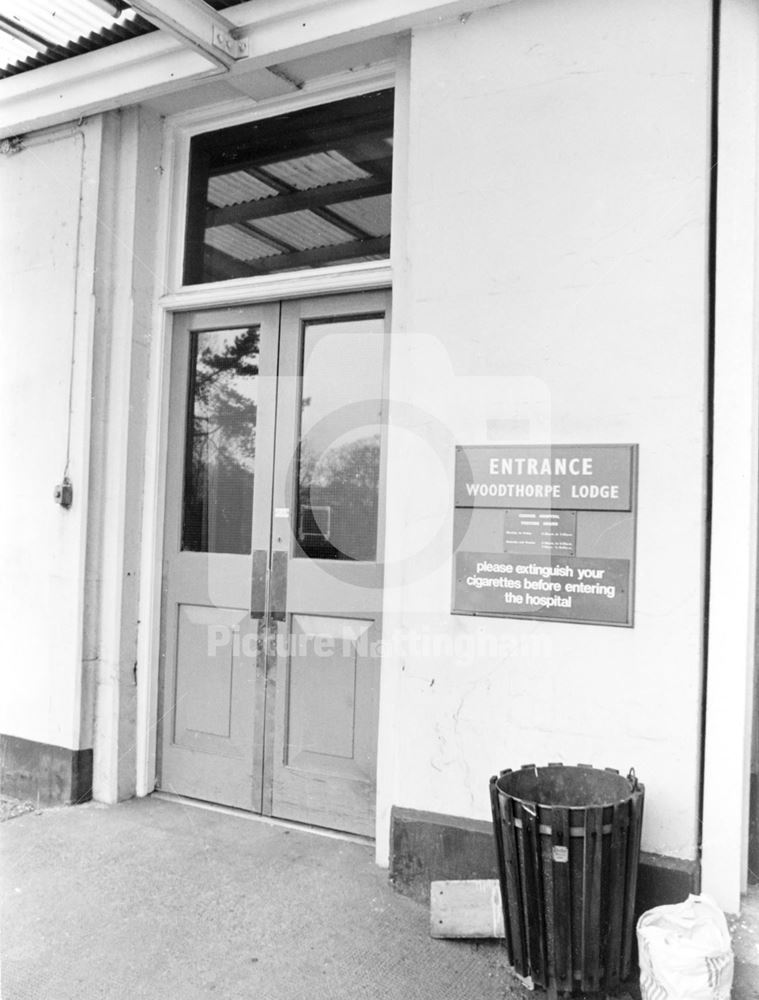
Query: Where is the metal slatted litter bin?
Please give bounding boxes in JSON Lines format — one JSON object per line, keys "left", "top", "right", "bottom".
{"left": 489, "top": 763, "right": 644, "bottom": 996}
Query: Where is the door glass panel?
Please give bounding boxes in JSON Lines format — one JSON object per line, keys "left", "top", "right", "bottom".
{"left": 182, "top": 326, "right": 259, "bottom": 554}
{"left": 295, "top": 317, "right": 384, "bottom": 561}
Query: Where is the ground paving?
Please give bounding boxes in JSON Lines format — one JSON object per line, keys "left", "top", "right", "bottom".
{"left": 1, "top": 796, "right": 757, "bottom": 1000}
{"left": 1, "top": 797, "right": 520, "bottom": 1000}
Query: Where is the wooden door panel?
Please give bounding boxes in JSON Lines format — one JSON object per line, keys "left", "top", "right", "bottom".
{"left": 173, "top": 605, "right": 254, "bottom": 755}
{"left": 284, "top": 614, "right": 373, "bottom": 777}
{"left": 161, "top": 603, "right": 265, "bottom": 809}
{"left": 271, "top": 613, "right": 381, "bottom": 836}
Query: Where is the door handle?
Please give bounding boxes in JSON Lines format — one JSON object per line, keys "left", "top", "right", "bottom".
{"left": 270, "top": 550, "right": 288, "bottom": 622}
{"left": 250, "top": 549, "right": 268, "bottom": 619}
{"left": 250, "top": 549, "right": 287, "bottom": 620}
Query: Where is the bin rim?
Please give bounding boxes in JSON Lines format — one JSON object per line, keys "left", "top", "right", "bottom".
{"left": 493, "top": 763, "right": 643, "bottom": 811}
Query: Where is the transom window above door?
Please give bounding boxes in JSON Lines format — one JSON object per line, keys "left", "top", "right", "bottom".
{"left": 183, "top": 90, "right": 394, "bottom": 285}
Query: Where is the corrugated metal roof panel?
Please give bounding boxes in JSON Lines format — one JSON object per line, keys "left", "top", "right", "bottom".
{"left": 328, "top": 195, "right": 391, "bottom": 238}
{"left": 0, "top": 30, "right": 35, "bottom": 66}
{"left": 0, "top": 0, "right": 244, "bottom": 79}
{"left": 2, "top": 0, "right": 127, "bottom": 46}
{"left": 254, "top": 211, "right": 351, "bottom": 252}
{"left": 207, "top": 171, "right": 280, "bottom": 208}
{"left": 205, "top": 225, "right": 279, "bottom": 262}
{"left": 0, "top": 1, "right": 152, "bottom": 78}
{"left": 262, "top": 151, "right": 369, "bottom": 191}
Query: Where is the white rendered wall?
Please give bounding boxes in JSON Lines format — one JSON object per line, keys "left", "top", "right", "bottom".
{"left": 378, "top": 0, "right": 711, "bottom": 864}
{"left": 0, "top": 122, "right": 101, "bottom": 750}
{"left": 87, "top": 107, "right": 163, "bottom": 803}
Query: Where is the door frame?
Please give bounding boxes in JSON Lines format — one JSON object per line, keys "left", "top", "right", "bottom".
{"left": 141, "top": 283, "right": 393, "bottom": 813}
{"left": 155, "top": 291, "right": 392, "bottom": 831}
{"left": 133, "top": 66, "right": 398, "bottom": 831}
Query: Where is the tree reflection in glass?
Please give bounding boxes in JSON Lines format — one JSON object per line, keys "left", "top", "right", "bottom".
{"left": 182, "top": 327, "right": 259, "bottom": 554}
{"left": 295, "top": 318, "right": 384, "bottom": 562}
{"left": 298, "top": 433, "right": 381, "bottom": 561}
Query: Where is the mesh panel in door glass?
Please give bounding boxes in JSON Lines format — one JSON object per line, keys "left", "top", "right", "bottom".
{"left": 182, "top": 327, "right": 259, "bottom": 554}
{"left": 295, "top": 317, "right": 384, "bottom": 561}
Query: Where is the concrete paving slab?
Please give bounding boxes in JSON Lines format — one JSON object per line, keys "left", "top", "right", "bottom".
{"left": 730, "top": 885, "right": 759, "bottom": 1000}
{"left": 6, "top": 797, "right": 756, "bottom": 999}
{"left": 1, "top": 797, "right": 525, "bottom": 1000}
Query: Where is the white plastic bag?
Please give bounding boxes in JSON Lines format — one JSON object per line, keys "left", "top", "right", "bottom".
{"left": 637, "top": 893, "right": 734, "bottom": 1000}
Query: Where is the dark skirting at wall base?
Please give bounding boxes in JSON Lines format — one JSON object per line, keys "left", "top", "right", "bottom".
{"left": 389, "top": 805, "right": 699, "bottom": 917}
{"left": 749, "top": 772, "right": 759, "bottom": 885}
{"left": 0, "top": 734, "right": 92, "bottom": 807}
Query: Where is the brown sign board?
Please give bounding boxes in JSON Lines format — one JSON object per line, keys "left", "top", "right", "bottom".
{"left": 455, "top": 444, "right": 633, "bottom": 511}
{"left": 454, "top": 552, "right": 631, "bottom": 625}
{"left": 503, "top": 509, "right": 576, "bottom": 556}
{"left": 452, "top": 444, "right": 637, "bottom": 627}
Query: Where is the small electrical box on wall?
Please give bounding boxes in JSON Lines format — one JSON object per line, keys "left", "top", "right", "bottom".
{"left": 53, "top": 477, "right": 73, "bottom": 509}
{"left": 451, "top": 444, "right": 638, "bottom": 627}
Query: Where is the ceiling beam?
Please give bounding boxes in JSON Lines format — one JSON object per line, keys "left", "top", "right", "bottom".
{"left": 245, "top": 236, "right": 390, "bottom": 274}
{"left": 206, "top": 177, "right": 391, "bottom": 228}
{"left": 203, "top": 244, "right": 253, "bottom": 281}
{"left": 234, "top": 221, "right": 298, "bottom": 255}
{"left": 202, "top": 236, "right": 390, "bottom": 280}
{"left": 0, "top": 0, "right": 499, "bottom": 139}
{"left": 243, "top": 165, "right": 373, "bottom": 242}
{"left": 206, "top": 128, "right": 393, "bottom": 176}
{"left": 128, "top": 0, "right": 248, "bottom": 69}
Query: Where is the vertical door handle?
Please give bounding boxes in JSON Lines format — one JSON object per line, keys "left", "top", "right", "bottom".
{"left": 250, "top": 549, "right": 268, "bottom": 619}
{"left": 270, "top": 550, "right": 288, "bottom": 622}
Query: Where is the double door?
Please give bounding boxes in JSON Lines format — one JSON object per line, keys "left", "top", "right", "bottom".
{"left": 158, "top": 291, "right": 389, "bottom": 837}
